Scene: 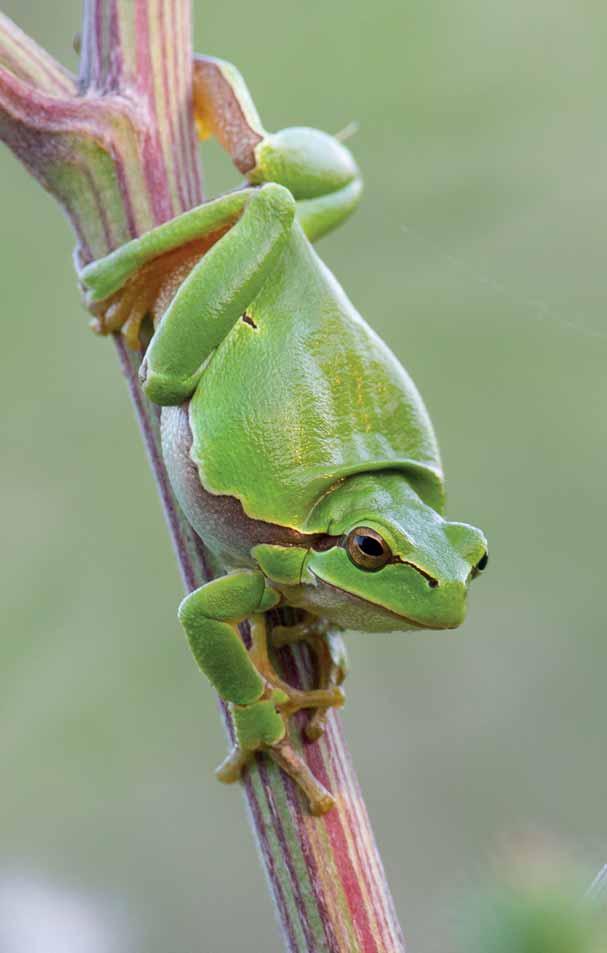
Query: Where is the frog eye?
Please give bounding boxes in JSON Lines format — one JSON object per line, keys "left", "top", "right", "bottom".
{"left": 346, "top": 527, "right": 391, "bottom": 571}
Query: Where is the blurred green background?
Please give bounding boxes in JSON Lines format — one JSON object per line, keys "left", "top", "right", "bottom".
{"left": 1, "top": 1, "right": 606, "bottom": 951}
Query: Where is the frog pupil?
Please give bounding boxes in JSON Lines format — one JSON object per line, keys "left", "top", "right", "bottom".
{"left": 356, "top": 535, "right": 383, "bottom": 557}
{"left": 476, "top": 552, "right": 488, "bottom": 571}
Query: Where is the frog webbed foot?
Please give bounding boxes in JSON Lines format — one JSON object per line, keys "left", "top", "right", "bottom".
{"left": 211, "top": 615, "right": 343, "bottom": 815}
{"left": 86, "top": 239, "right": 209, "bottom": 349}
{"left": 178, "top": 576, "right": 344, "bottom": 814}
{"left": 218, "top": 700, "right": 336, "bottom": 817}
{"left": 87, "top": 265, "right": 161, "bottom": 349}
{"left": 218, "top": 741, "right": 335, "bottom": 816}
{"left": 251, "top": 616, "right": 345, "bottom": 723}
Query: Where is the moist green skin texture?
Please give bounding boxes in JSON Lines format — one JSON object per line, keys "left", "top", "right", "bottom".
{"left": 80, "top": 54, "right": 488, "bottom": 813}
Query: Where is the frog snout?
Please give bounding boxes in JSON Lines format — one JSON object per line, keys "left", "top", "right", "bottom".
{"left": 432, "top": 580, "right": 468, "bottom": 629}
{"left": 401, "top": 570, "right": 469, "bottom": 629}
{"left": 445, "top": 521, "right": 488, "bottom": 575}
{"left": 421, "top": 533, "right": 486, "bottom": 629}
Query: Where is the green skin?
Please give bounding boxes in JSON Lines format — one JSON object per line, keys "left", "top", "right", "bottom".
{"left": 81, "top": 55, "right": 488, "bottom": 815}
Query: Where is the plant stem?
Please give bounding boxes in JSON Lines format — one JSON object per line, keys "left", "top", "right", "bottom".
{"left": 0, "top": 4, "right": 406, "bottom": 950}
{"left": 587, "top": 865, "right": 607, "bottom": 902}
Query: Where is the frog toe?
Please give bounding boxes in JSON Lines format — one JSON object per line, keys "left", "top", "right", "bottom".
{"left": 215, "top": 745, "right": 253, "bottom": 784}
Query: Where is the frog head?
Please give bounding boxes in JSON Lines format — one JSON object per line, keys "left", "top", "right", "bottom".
{"left": 295, "top": 472, "right": 487, "bottom": 633}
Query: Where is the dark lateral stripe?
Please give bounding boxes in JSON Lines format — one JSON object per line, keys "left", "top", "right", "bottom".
{"left": 166, "top": 401, "right": 330, "bottom": 552}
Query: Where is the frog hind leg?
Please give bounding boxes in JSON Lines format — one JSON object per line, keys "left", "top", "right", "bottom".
{"left": 304, "top": 630, "right": 348, "bottom": 742}
{"left": 246, "top": 615, "right": 342, "bottom": 814}
{"left": 81, "top": 182, "right": 294, "bottom": 376}
{"left": 86, "top": 228, "right": 223, "bottom": 349}
{"left": 272, "top": 615, "right": 348, "bottom": 740}
{"left": 218, "top": 725, "right": 335, "bottom": 817}
{"left": 249, "top": 615, "right": 345, "bottom": 723}
{"left": 142, "top": 183, "right": 294, "bottom": 405}
{"left": 193, "top": 54, "right": 362, "bottom": 243}
{"left": 178, "top": 574, "right": 336, "bottom": 814}
{"left": 82, "top": 187, "right": 251, "bottom": 347}
{"left": 267, "top": 740, "right": 335, "bottom": 816}
{"left": 192, "top": 54, "right": 265, "bottom": 174}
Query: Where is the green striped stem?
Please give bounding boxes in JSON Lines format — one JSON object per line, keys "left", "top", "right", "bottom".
{"left": 0, "top": 4, "right": 406, "bottom": 950}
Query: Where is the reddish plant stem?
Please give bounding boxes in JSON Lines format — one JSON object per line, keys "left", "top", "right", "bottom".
{"left": 0, "top": 4, "right": 406, "bottom": 950}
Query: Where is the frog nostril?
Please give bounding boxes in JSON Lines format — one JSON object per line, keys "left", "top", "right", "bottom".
{"left": 427, "top": 577, "right": 439, "bottom": 589}
{"left": 468, "top": 550, "right": 489, "bottom": 583}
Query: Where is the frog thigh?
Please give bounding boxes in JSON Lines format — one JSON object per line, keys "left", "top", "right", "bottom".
{"left": 142, "top": 184, "right": 296, "bottom": 405}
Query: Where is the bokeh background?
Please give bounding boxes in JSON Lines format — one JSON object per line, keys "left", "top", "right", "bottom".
{"left": 1, "top": 1, "right": 606, "bottom": 951}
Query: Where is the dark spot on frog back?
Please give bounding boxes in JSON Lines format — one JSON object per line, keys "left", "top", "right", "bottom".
{"left": 241, "top": 312, "right": 258, "bottom": 329}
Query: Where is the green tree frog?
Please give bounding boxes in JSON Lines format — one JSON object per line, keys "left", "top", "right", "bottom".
{"left": 80, "top": 55, "right": 488, "bottom": 814}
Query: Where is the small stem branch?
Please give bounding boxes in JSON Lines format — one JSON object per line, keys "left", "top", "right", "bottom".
{"left": 0, "top": 12, "right": 75, "bottom": 94}
{"left": 0, "top": 4, "right": 406, "bottom": 950}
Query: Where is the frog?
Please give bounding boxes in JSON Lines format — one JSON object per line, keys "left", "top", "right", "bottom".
{"left": 80, "top": 55, "right": 488, "bottom": 815}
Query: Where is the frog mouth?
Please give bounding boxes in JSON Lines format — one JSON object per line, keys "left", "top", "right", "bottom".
{"left": 308, "top": 570, "right": 456, "bottom": 630}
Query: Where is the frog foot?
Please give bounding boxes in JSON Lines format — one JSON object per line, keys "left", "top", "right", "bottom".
{"left": 216, "top": 686, "right": 336, "bottom": 816}
{"left": 215, "top": 616, "right": 344, "bottom": 814}
{"left": 217, "top": 740, "right": 335, "bottom": 816}
{"left": 272, "top": 615, "right": 348, "bottom": 741}
{"left": 248, "top": 616, "right": 345, "bottom": 721}
{"left": 86, "top": 268, "right": 161, "bottom": 349}
{"left": 85, "top": 238, "right": 211, "bottom": 349}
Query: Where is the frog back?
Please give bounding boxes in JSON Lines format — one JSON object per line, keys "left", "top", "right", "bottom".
{"left": 189, "top": 225, "right": 444, "bottom": 532}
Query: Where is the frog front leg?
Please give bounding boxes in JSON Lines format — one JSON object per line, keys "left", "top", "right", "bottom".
{"left": 178, "top": 574, "right": 340, "bottom": 815}
{"left": 272, "top": 616, "right": 348, "bottom": 741}
{"left": 193, "top": 54, "right": 363, "bottom": 242}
